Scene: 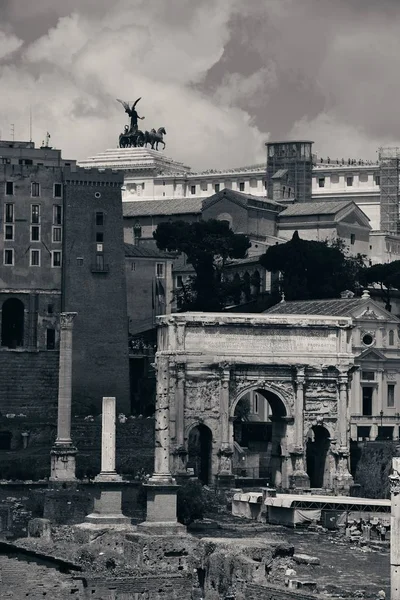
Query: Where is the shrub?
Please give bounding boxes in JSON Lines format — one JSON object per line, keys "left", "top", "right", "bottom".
{"left": 354, "top": 441, "right": 396, "bottom": 498}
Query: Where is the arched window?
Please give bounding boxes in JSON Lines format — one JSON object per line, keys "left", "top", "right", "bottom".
{"left": 389, "top": 330, "right": 395, "bottom": 346}
{"left": 1, "top": 298, "right": 24, "bottom": 348}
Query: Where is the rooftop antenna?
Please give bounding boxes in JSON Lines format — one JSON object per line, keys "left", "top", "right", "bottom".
{"left": 29, "top": 106, "right": 32, "bottom": 142}
{"left": 10, "top": 123, "right": 14, "bottom": 142}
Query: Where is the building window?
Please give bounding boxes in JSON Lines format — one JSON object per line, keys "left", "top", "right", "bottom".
{"left": 5, "top": 181, "right": 14, "bottom": 195}
{"left": 318, "top": 177, "right": 325, "bottom": 188}
{"left": 254, "top": 393, "right": 259, "bottom": 414}
{"left": 239, "top": 182, "right": 245, "bottom": 192}
{"left": 5, "top": 203, "right": 14, "bottom": 223}
{"left": 362, "top": 333, "right": 374, "bottom": 346}
{"left": 52, "top": 251, "right": 62, "bottom": 267}
{"left": 53, "top": 205, "right": 62, "bottom": 225}
{"left": 30, "top": 249, "right": 40, "bottom": 267}
{"left": 46, "top": 329, "right": 56, "bottom": 350}
{"left": 31, "top": 204, "right": 40, "bottom": 224}
{"left": 96, "top": 232, "right": 104, "bottom": 243}
{"left": 361, "top": 371, "right": 375, "bottom": 381}
{"left": 52, "top": 227, "right": 62, "bottom": 243}
{"left": 346, "top": 176, "right": 353, "bottom": 187}
{"left": 95, "top": 212, "right": 104, "bottom": 226}
{"left": 31, "top": 182, "right": 40, "bottom": 197}
{"left": 95, "top": 254, "right": 105, "bottom": 270}
{"left": 77, "top": 257, "right": 84, "bottom": 266}
{"left": 214, "top": 183, "right": 220, "bottom": 193}
{"left": 53, "top": 183, "right": 62, "bottom": 198}
{"left": 350, "top": 233, "right": 356, "bottom": 245}
{"left": 4, "top": 225, "right": 14, "bottom": 241}
{"left": 388, "top": 384, "right": 395, "bottom": 408}
{"left": 30, "top": 225, "right": 40, "bottom": 242}
{"left": 389, "top": 330, "right": 395, "bottom": 346}
{"left": 4, "top": 249, "right": 14, "bottom": 266}
{"left": 156, "top": 263, "right": 165, "bottom": 278}
{"left": 190, "top": 185, "right": 196, "bottom": 195}
{"left": 362, "top": 386, "right": 373, "bottom": 416}
{"left": 47, "top": 304, "right": 53, "bottom": 314}
{"left": 374, "top": 175, "right": 380, "bottom": 186}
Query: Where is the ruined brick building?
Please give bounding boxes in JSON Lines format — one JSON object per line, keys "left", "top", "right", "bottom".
{"left": 0, "top": 140, "right": 129, "bottom": 432}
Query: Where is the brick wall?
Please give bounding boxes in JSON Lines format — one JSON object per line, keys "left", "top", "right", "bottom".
{"left": 0, "top": 350, "right": 59, "bottom": 417}
{"left": 64, "top": 169, "right": 130, "bottom": 415}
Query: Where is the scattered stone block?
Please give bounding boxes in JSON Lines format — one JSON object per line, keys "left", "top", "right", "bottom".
{"left": 27, "top": 518, "right": 51, "bottom": 540}
{"left": 293, "top": 553, "right": 320, "bottom": 565}
{"left": 288, "top": 579, "right": 317, "bottom": 591}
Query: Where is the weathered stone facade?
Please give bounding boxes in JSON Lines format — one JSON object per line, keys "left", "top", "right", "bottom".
{"left": 155, "top": 312, "right": 355, "bottom": 493}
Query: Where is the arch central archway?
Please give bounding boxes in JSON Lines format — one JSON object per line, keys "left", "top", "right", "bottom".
{"left": 187, "top": 424, "right": 212, "bottom": 485}
{"left": 1, "top": 298, "right": 24, "bottom": 348}
{"left": 233, "top": 387, "right": 288, "bottom": 487}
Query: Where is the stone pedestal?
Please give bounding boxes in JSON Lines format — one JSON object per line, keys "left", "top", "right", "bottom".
{"left": 84, "top": 397, "right": 130, "bottom": 527}
{"left": 333, "top": 450, "right": 354, "bottom": 495}
{"left": 390, "top": 455, "right": 400, "bottom": 600}
{"left": 85, "top": 487, "right": 130, "bottom": 526}
{"left": 50, "top": 312, "right": 78, "bottom": 482}
{"left": 290, "top": 448, "right": 310, "bottom": 489}
{"left": 137, "top": 484, "right": 186, "bottom": 535}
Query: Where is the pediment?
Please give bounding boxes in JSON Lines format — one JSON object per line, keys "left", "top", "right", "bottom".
{"left": 353, "top": 300, "right": 400, "bottom": 323}
{"left": 338, "top": 205, "right": 371, "bottom": 228}
{"left": 357, "top": 347, "right": 387, "bottom": 361}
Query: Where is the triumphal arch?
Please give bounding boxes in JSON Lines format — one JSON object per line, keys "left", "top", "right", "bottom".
{"left": 152, "top": 312, "right": 356, "bottom": 494}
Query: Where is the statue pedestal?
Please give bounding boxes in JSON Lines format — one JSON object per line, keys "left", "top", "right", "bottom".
{"left": 49, "top": 444, "right": 77, "bottom": 482}
{"left": 334, "top": 450, "right": 354, "bottom": 495}
{"left": 137, "top": 483, "right": 186, "bottom": 536}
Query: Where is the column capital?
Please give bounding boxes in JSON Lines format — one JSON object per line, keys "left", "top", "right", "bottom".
{"left": 60, "top": 312, "right": 77, "bottom": 329}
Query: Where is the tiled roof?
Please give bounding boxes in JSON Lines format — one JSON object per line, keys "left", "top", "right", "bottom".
{"left": 123, "top": 197, "right": 203, "bottom": 217}
{"left": 265, "top": 298, "right": 368, "bottom": 316}
{"left": 279, "top": 200, "right": 353, "bottom": 217}
{"left": 203, "top": 188, "right": 284, "bottom": 211}
{"left": 124, "top": 243, "right": 174, "bottom": 258}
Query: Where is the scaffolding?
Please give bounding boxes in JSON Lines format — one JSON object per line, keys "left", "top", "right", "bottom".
{"left": 379, "top": 146, "right": 400, "bottom": 234}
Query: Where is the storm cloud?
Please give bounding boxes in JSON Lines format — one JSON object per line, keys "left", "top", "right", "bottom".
{"left": 0, "top": 0, "right": 398, "bottom": 168}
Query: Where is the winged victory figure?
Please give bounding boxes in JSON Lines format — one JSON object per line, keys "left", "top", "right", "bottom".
{"left": 117, "top": 97, "right": 145, "bottom": 134}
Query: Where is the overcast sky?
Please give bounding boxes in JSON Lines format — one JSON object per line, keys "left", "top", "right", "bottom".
{"left": 0, "top": 0, "right": 398, "bottom": 170}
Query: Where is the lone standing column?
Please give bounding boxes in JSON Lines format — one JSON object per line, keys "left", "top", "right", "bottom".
{"left": 138, "top": 353, "right": 186, "bottom": 535}
{"left": 50, "top": 312, "right": 78, "bottom": 481}
{"left": 84, "top": 396, "right": 130, "bottom": 527}
{"left": 96, "top": 397, "right": 120, "bottom": 480}
{"left": 390, "top": 454, "right": 400, "bottom": 600}
{"left": 150, "top": 354, "right": 173, "bottom": 483}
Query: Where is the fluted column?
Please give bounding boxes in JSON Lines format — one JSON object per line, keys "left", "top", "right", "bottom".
{"left": 290, "top": 366, "right": 309, "bottom": 488}
{"left": 295, "top": 366, "right": 305, "bottom": 450}
{"left": 334, "top": 368, "right": 354, "bottom": 494}
{"left": 338, "top": 371, "right": 349, "bottom": 449}
{"left": 50, "top": 312, "right": 78, "bottom": 482}
{"left": 217, "top": 365, "right": 233, "bottom": 482}
{"left": 173, "top": 362, "right": 187, "bottom": 473}
{"left": 390, "top": 455, "right": 400, "bottom": 600}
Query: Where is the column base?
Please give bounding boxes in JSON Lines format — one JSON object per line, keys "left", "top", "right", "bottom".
{"left": 49, "top": 444, "right": 78, "bottom": 482}
{"left": 216, "top": 473, "right": 236, "bottom": 489}
{"left": 94, "top": 472, "right": 123, "bottom": 483}
{"left": 289, "top": 471, "right": 310, "bottom": 489}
